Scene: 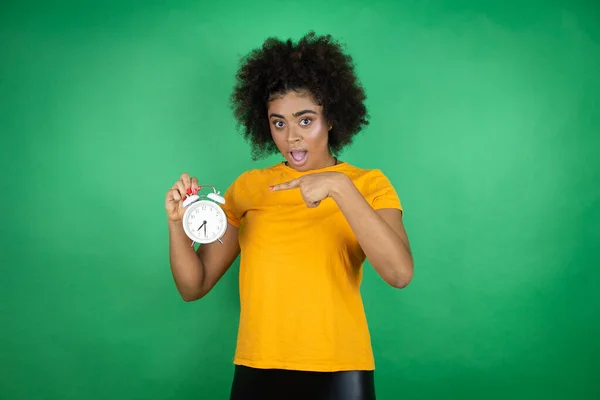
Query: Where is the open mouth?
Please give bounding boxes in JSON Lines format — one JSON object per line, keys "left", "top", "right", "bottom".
{"left": 289, "top": 150, "right": 308, "bottom": 165}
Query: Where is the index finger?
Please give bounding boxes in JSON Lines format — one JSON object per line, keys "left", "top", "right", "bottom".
{"left": 191, "top": 176, "right": 199, "bottom": 194}
{"left": 270, "top": 178, "right": 300, "bottom": 191}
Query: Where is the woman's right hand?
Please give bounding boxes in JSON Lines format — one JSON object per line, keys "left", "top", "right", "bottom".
{"left": 165, "top": 172, "right": 200, "bottom": 222}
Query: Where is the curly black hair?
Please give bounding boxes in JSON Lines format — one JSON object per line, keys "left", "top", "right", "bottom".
{"left": 229, "top": 31, "right": 369, "bottom": 161}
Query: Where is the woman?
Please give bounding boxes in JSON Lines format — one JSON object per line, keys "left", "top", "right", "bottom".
{"left": 165, "top": 32, "right": 414, "bottom": 400}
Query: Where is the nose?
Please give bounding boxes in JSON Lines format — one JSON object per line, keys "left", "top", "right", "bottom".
{"left": 286, "top": 126, "right": 301, "bottom": 143}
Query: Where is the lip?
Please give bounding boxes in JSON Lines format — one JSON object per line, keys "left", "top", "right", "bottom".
{"left": 288, "top": 150, "right": 308, "bottom": 166}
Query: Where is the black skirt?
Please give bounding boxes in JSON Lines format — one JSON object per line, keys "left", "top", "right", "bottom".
{"left": 229, "top": 365, "right": 376, "bottom": 400}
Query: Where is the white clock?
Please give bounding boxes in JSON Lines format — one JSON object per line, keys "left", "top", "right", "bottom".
{"left": 182, "top": 184, "right": 227, "bottom": 245}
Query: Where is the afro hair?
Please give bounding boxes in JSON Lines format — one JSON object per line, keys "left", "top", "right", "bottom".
{"left": 229, "top": 31, "right": 369, "bottom": 160}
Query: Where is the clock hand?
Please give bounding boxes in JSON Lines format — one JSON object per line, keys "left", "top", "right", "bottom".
{"left": 197, "top": 221, "right": 206, "bottom": 232}
{"left": 204, "top": 222, "right": 207, "bottom": 237}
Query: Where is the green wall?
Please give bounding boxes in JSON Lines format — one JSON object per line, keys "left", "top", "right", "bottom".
{"left": 1, "top": 1, "right": 599, "bottom": 399}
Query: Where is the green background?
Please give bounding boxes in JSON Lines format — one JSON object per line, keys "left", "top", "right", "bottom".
{"left": 1, "top": 0, "right": 599, "bottom": 399}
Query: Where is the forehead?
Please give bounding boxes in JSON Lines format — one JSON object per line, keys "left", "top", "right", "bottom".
{"left": 267, "top": 90, "right": 322, "bottom": 113}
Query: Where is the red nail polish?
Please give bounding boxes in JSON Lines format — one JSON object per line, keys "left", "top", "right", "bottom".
{"left": 192, "top": 188, "right": 198, "bottom": 195}
{"left": 186, "top": 188, "right": 192, "bottom": 195}
{"left": 269, "top": 186, "right": 273, "bottom": 190}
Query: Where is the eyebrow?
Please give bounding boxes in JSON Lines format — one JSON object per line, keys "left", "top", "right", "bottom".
{"left": 269, "top": 109, "right": 318, "bottom": 119}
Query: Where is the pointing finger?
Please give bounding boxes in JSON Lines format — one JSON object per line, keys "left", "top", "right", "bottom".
{"left": 270, "top": 178, "right": 301, "bottom": 191}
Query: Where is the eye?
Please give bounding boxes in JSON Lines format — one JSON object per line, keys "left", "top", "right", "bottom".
{"left": 299, "top": 118, "right": 312, "bottom": 126}
{"left": 273, "top": 120, "right": 285, "bottom": 129}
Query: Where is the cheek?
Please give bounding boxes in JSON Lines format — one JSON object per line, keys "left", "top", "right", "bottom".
{"left": 304, "top": 121, "right": 329, "bottom": 144}
{"left": 268, "top": 123, "right": 278, "bottom": 138}
{"left": 270, "top": 127, "right": 287, "bottom": 149}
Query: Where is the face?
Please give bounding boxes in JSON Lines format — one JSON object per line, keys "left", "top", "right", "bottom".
{"left": 267, "top": 90, "right": 335, "bottom": 172}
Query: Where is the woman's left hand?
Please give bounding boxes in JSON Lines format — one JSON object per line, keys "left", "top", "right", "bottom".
{"left": 270, "top": 172, "right": 346, "bottom": 208}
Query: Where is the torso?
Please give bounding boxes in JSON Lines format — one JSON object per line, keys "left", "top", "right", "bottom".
{"left": 221, "top": 161, "right": 402, "bottom": 372}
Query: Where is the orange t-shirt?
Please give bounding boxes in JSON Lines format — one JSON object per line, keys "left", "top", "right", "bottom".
{"left": 220, "top": 161, "right": 402, "bottom": 372}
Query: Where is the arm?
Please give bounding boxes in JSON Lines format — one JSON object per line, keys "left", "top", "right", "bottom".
{"left": 168, "top": 221, "right": 240, "bottom": 301}
{"left": 330, "top": 175, "right": 413, "bottom": 289}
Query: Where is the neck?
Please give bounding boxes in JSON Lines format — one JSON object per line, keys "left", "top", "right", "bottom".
{"left": 323, "top": 154, "right": 338, "bottom": 168}
{"left": 317, "top": 150, "right": 338, "bottom": 168}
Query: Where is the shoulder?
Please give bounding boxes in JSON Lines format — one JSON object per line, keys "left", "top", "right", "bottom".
{"left": 339, "top": 163, "right": 401, "bottom": 209}
{"left": 226, "top": 163, "right": 286, "bottom": 193}
{"left": 339, "top": 163, "right": 396, "bottom": 190}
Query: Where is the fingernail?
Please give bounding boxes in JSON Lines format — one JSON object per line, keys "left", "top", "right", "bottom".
{"left": 269, "top": 186, "right": 273, "bottom": 190}
{"left": 186, "top": 188, "right": 192, "bottom": 195}
{"left": 192, "top": 188, "right": 198, "bottom": 195}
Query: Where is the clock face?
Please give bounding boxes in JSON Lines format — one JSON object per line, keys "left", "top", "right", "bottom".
{"left": 183, "top": 200, "right": 227, "bottom": 244}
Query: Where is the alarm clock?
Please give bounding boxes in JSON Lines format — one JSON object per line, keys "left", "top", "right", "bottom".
{"left": 182, "top": 184, "right": 227, "bottom": 245}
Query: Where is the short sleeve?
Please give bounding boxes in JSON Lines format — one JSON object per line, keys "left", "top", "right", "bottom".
{"left": 365, "top": 170, "right": 403, "bottom": 212}
{"left": 220, "top": 172, "right": 247, "bottom": 227}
